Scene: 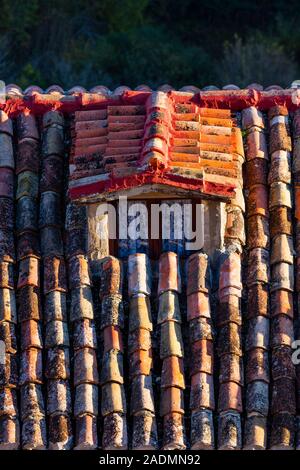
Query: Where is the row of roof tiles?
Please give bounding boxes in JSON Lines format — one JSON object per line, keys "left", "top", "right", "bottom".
{"left": 3, "top": 81, "right": 300, "bottom": 97}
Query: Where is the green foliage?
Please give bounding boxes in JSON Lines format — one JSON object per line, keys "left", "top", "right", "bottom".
{"left": 0, "top": 0, "right": 299, "bottom": 89}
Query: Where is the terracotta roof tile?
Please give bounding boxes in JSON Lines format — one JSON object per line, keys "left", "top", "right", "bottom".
{"left": 243, "top": 415, "right": 267, "bottom": 450}
{"left": 217, "top": 411, "right": 242, "bottom": 450}
{"left": 132, "top": 412, "right": 158, "bottom": 450}
{"left": 0, "top": 416, "right": 20, "bottom": 449}
{"left": 3, "top": 85, "right": 300, "bottom": 449}
{"left": 48, "top": 414, "right": 73, "bottom": 450}
{"left": 74, "top": 414, "right": 98, "bottom": 450}
{"left": 102, "top": 413, "right": 127, "bottom": 450}
{"left": 21, "top": 417, "right": 47, "bottom": 450}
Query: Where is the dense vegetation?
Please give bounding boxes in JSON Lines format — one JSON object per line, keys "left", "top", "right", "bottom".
{"left": 0, "top": 0, "right": 299, "bottom": 89}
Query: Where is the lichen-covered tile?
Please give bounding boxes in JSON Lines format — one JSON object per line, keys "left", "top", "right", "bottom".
{"left": 187, "top": 292, "right": 210, "bottom": 322}
{"left": 17, "top": 231, "right": 40, "bottom": 261}
{"left": 128, "top": 327, "right": 151, "bottom": 355}
{"left": 22, "top": 416, "right": 47, "bottom": 450}
{"left": 68, "top": 255, "right": 91, "bottom": 289}
{"left": 244, "top": 159, "right": 268, "bottom": 188}
{"left": 217, "top": 323, "right": 242, "bottom": 356}
{"left": 160, "top": 321, "right": 184, "bottom": 359}
{"left": 102, "top": 413, "right": 127, "bottom": 450}
{"left": 103, "top": 326, "right": 123, "bottom": 353}
{"left": 217, "top": 411, "right": 242, "bottom": 450}
{"left": 45, "top": 347, "right": 70, "bottom": 380}
{"left": 245, "top": 348, "right": 269, "bottom": 384}
{"left": 270, "top": 315, "right": 294, "bottom": 347}
{"left": 99, "top": 256, "right": 122, "bottom": 298}
{"left": 271, "top": 262, "right": 294, "bottom": 293}
{"left": 130, "top": 374, "right": 155, "bottom": 415}
{"left": 16, "top": 171, "right": 39, "bottom": 200}
{"left": 245, "top": 316, "right": 270, "bottom": 351}
{"left": 271, "top": 378, "right": 296, "bottom": 414}
{"left": 246, "top": 215, "right": 270, "bottom": 250}
{"left": 0, "top": 198, "right": 14, "bottom": 230}
{"left": 217, "top": 297, "right": 241, "bottom": 326}
{"left": 16, "top": 196, "right": 37, "bottom": 234}
{"left": 74, "top": 383, "right": 98, "bottom": 417}
{"left": 70, "top": 286, "right": 94, "bottom": 322}
{"left": 47, "top": 379, "right": 72, "bottom": 415}
{"left": 270, "top": 413, "right": 295, "bottom": 449}
{"left": 40, "top": 226, "right": 64, "bottom": 257}
{"left": 0, "top": 288, "right": 17, "bottom": 323}
{"left": 16, "top": 139, "right": 39, "bottom": 175}
{"left": 0, "top": 353, "right": 18, "bottom": 387}
{"left": 224, "top": 207, "right": 245, "bottom": 245}
{"left": 162, "top": 412, "right": 186, "bottom": 450}
{"left": 20, "top": 383, "right": 45, "bottom": 420}
{"left": 189, "top": 317, "right": 214, "bottom": 342}
{"left": 270, "top": 234, "right": 294, "bottom": 265}
{"left": 243, "top": 415, "right": 267, "bottom": 449}
{"left": 17, "top": 286, "right": 41, "bottom": 322}
{"left": 20, "top": 320, "right": 43, "bottom": 350}
{"left": 17, "top": 113, "right": 39, "bottom": 141}
{"left": 190, "top": 340, "right": 214, "bottom": 376}
{"left": 48, "top": 414, "right": 73, "bottom": 450}
{"left": 100, "top": 294, "right": 124, "bottom": 330}
{"left": 186, "top": 253, "right": 210, "bottom": 296}
{"left": 39, "top": 191, "right": 62, "bottom": 229}
{"left": 247, "top": 248, "right": 269, "bottom": 285}
{"left": 44, "top": 290, "right": 67, "bottom": 323}
{"left": 45, "top": 320, "right": 69, "bottom": 349}
{"left": 0, "top": 387, "right": 18, "bottom": 416}
{"left": 190, "top": 409, "right": 215, "bottom": 450}
{"left": 0, "top": 168, "right": 14, "bottom": 200}
{"left": 101, "top": 382, "right": 126, "bottom": 416}
{"left": 247, "top": 283, "right": 269, "bottom": 319}
{"left": 74, "top": 348, "right": 99, "bottom": 386}
{"left": 219, "top": 353, "right": 244, "bottom": 385}
{"left": 190, "top": 372, "right": 215, "bottom": 411}
{"left": 17, "top": 257, "right": 39, "bottom": 289}
{"left": 0, "top": 228, "right": 15, "bottom": 262}
{"left": 246, "top": 185, "right": 269, "bottom": 218}
{"left": 0, "top": 416, "right": 20, "bottom": 449}
{"left": 100, "top": 349, "right": 123, "bottom": 385}
{"left": 43, "top": 256, "right": 67, "bottom": 294}
{"left": 0, "top": 261, "right": 14, "bottom": 289}
{"left": 19, "top": 348, "right": 43, "bottom": 385}
{"left": 128, "top": 253, "right": 151, "bottom": 296}
{"left": 65, "top": 227, "right": 87, "bottom": 259}
{"left": 129, "top": 294, "right": 152, "bottom": 332}
{"left": 268, "top": 150, "right": 291, "bottom": 185}
{"left": 158, "top": 252, "right": 181, "bottom": 295}
{"left": 73, "top": 319, "right": 97, "bottom": 350}
{"left": 158, "top": 291, "right": 181, "bottom": 324}
{"left": 246, "top": 380, "right": 269, "bottom": 415}
{"left": 269, "top": 125, "right": 291, "bottom": 154}
{"left": 42, "top": 125, "right": 64, "bottom": 158}
{"left": 271, "top": 346, "right": 295, "bottom": 380}
{"left": 269, "top": 182, "right": 292, "bottom": 211}
{"left": 270, "top": 207, "right": 292, "bottom": 238}
{"left": 132, "top": 411, "right": 158, "bottom": 449}
{"left": 0, "top": 321, "right": 17, "bottom": 353}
